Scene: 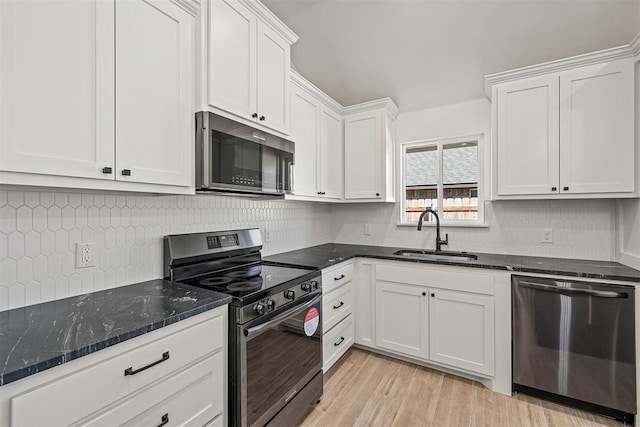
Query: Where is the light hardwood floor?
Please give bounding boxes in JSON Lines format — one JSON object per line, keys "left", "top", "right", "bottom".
{"left": 301, "top": 348, "right": 626, "bottom": 427}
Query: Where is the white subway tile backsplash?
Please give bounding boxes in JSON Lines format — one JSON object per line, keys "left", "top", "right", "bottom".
{"left": 0, "top": 190, "right": 331, "bottom": 310}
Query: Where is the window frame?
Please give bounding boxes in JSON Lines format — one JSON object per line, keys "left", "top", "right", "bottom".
{"left": 398, "top": 133, "right": 485, "bottom": 227}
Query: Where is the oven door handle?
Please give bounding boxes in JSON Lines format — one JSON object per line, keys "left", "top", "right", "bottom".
{"left": 244, "top": 292, "right": 322, "bottom": 340}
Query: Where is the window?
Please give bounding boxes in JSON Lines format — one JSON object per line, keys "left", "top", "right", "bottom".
{"left": 400, "top": 134, "right": 483, "bottom": 225}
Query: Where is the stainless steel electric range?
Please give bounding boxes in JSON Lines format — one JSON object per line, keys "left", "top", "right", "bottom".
{"left": 164, "top": 229, "right": 323, "bottom": 427}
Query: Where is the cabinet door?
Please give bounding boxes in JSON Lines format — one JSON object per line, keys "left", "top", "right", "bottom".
{"left": 256, "top": 21, "right": 290, "bottom": 134}
{"left": 429, "top": 290, "right": 494, "bottom": 376}
{"left": 208, "top": 0, "right": 256, "bottom": 121}
{"left": 290, "top": 85, "right": 319, "bottom": 197}
{"left": 496, "top": 76, "right": 560, "bottom": 196}
{"left": 559, "top": 59, "right": 635, "bottom": 194}
{"left": 115, "top": 0, "right": 192, "bottom": 186}
{"left": 344, "top": 111, "right": 382, "bottom": 199}
{"left": 0, "top": 0, "right": 114, "bottom": 179}
{"left": 319, "top": 107, "right": 343, "bottom": 199}
{"left": 375, "top": 281, "right": 428, "bottom": 359}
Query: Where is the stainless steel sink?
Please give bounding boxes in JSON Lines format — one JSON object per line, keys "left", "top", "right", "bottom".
{"left": 392, "top": 249, "right": 478, "bottom": 262}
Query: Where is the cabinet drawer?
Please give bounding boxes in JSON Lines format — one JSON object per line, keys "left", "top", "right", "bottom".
{"left": 322, "top": 262, "right": 354, "bottom": 294}
{"left": 323, "top": 314, "right": 354, "bottom": 373}
{"left": 82, "top": 352, "right": 223, "bottom": 426}
{"left": 11, "top": 315, "right": 223, "bottom": 426}
{"left": 323, "top": 282, "right": 353, "bottom": 332}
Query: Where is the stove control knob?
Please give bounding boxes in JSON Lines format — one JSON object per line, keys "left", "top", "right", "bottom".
{"left": 266, "top": 299, "right": 276, "bottom": 311}
{"left": 301, "top": 282, "right": 312, "bottom": 292}
{"left": 284, "top": 290, "right": 295, "bottom": 300}
{"left": 311, "top": 281, "right": 319, "bottom": 291}
{"left": 253, "top": 302, "right": 266, "bottom": 315}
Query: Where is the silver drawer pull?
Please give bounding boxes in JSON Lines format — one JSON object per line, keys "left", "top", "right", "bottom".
{"left": 124, "top": 351, "right": 170, "bottom": 376}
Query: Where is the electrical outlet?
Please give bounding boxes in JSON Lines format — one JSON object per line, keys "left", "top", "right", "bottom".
{"left": 364, "top": 224, "right": 372, "bottom": 235}
{"left": 541, "top": 228, "right": 553, "bottom": 243}
{"left": 76, "top": 242, "right": 96, "bottom": 268}
{"left": 264, "top": 229, "right": 272, "bottom": 243}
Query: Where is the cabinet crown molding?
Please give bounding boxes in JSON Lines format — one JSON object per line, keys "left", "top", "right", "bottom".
{"left": 169, "top": 0, "right": 200, "bottom": 17}
{"left": 290, "top": 69, "right": 344, "bottom": 114}
{"left": 484, "top": 33, "right": 640, "bottom": 98}
{"left": 240, "top": 0, "right": 299, "bottom": 44}
{"left": 343, "top": 97, "right": 399, "bottom": 119}
{"left": 632, "top": 33, "right": 640, "bottom": 62}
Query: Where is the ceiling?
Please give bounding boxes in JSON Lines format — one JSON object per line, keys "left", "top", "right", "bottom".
{"left": 262, "top": 0, "right": 640, "bottom": 113}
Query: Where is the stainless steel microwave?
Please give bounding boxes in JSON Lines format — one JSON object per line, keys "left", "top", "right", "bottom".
{"left": 195, "top": 112, "right": 294, "bottom": 197}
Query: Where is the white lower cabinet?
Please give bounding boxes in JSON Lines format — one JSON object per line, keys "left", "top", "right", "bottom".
{"left": 429, "top": 289, "right": 495, "bottom": 376}
{"left": 0, "top": 306, "right": 228, "bottom": 427}
{"left": 82, "top": 353, "right": 223, "bottom": 426}
{"left": 354, "top": 259, "right": 375, "bottom": 347}
{"left": 322, "top": 261, "right": 355, "bottom": 372}
{"left": 323, "top": 314, "right": 354, "bottom": 372}
{"left": 354, "top": 260, "right": 510, "bottom": 394}
{"left": 375, "top": 281, "right": 429, "bottom": 359}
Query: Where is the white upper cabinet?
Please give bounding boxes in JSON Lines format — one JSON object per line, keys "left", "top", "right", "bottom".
{"left": 204, "top": 0, "right": 297, "bottom": 136}
{"left": 115, "top": 0, "right": 193, "bottom": 187}
{"left": 0, "top": 0, "right": 115, "bottom": 181}
{"left": 559, "top": 60, "right": 635, "bottom": 194}
{"left": 289, "top": 72, "right": 343, "bottom": 200}
{"left": 319, "top": 107, "right": 343, "bottom": 199}
{"left": 343, "top": 99, "right": 398, "bottom": 202}
{"left": 496, "top": 76, "right": 560, "bottom": 196}
{"left": 290, "top": 82, "right": 320, "bottom": 197}
{"left": 256, "top": 20, "right": 290, "bottom": 133}
{"left": 0, "top": 0, "right": 197, "bottom": 193}
{"left": 489, "top": 50, "right": 637, "bottom": 199}
{"left": 207, "top": 0, "right": 256, "bottom": 121}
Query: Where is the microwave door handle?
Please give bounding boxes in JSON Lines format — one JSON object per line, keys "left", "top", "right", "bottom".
{"left": 201, "top": 114, "right": 212, "bottom": 187}
{"left": 244, "top": 292, "right": 322, "bottom": 340}
{"left": 517, "top": 281, "right": 629, "bottom": 299}
{"left": 289, "top": 163, "right": 294, "bottom": 193}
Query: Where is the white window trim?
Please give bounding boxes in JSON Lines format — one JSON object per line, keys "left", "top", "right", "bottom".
{"left": 398, "top": 133, "right": 485, "bottom": 227}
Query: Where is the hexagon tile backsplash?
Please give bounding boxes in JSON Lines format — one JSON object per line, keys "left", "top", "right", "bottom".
{"left": 329, "top": 199, "right": 617, "bottom": 261}
{"left": 0, "top": 190, "right": 331, "bottom": 310}
{"left": 0, "top": 190, "right": 619, "bottom": 311}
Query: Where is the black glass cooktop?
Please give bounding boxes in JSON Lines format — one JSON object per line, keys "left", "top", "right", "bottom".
{"left": 182, "top": 263, "right": 314, "bottom": 299}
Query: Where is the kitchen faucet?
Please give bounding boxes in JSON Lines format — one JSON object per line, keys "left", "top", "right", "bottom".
{"left": 417, "top": 207, "right": 448, "bottom": 251}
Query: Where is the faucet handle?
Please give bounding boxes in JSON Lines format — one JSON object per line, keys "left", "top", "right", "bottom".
{"left": 442, "top": 233, "right": 449, "bottom": 245}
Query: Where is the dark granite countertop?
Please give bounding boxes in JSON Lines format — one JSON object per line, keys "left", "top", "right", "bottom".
{"left": 264, "top": 243, "right": 640, "bottom": 283}
{"left": 0, "top": 279, "right": 231, "bottom": 387}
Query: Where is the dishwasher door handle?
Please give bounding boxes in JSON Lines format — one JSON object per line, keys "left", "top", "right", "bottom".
{"left": 517, "top": 281, "right": 629, "bottom": 299}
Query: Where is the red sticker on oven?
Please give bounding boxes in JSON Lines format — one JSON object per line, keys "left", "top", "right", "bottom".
{"left": 303, "top": 308, "right": 319, "bottom": 336}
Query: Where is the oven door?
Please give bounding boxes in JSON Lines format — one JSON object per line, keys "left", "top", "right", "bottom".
{"left": 234, "top": 291, "right": 322, "bottom": 427}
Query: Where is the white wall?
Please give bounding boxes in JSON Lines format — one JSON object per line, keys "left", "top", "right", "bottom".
{"left": 616, "top": 58, "right": 640, "bottom": 269}
{"left": 619, "top": 199, "right": 640, "bottom": 269}
{"left": 0, "top": 190, "right": 331, "bottom": 310}
{"left": 331, "top": 98, "right": 618, "bottom": 261}
{"left": 397, "top": 98, "right": 492, "bottom": 199}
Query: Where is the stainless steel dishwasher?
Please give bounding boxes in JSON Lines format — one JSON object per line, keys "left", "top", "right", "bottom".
{"left": 512, "top": 275, "right": 636, "bottom": 423}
